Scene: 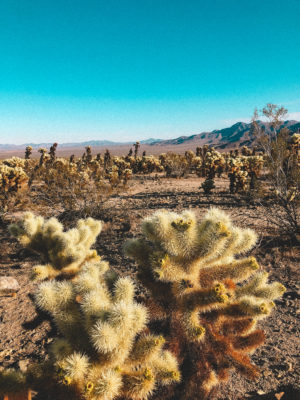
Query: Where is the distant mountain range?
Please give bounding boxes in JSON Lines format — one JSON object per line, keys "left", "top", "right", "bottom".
{"left": 0, "top": 138, "right": 162, "bottom": 150}
{"left": 149, "top": 120, "right": 300, "bottom": 149}
{"left": 1, "top": 121, "right": 299, "bottom": 151}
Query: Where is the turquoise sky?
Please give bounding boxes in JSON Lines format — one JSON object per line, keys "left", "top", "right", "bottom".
{"left": 0, "top": 0, "right": 300, "bottom": 144}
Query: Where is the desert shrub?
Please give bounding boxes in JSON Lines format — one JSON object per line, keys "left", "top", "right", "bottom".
{"left": 252, "top": 104, "right": 300, "bottom": 239}
{"left": 125, "top": 208, "right": 285, "bottom": 399}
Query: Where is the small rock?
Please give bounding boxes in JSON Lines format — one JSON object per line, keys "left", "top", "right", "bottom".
{"left": 18, "top": 359, "right": 29, "bottom": 372}
{"left": 257, "top": 390, "right": 265, "bottom": 395}
{"left": 275, "top": 392, "right": 285, "bottom": 400}
{"left": 0, "top": 276, "right": 20, "bottom": 294}
{"left": 263, "top": 369, "right": 272, "bottom": 377}
{"left": 287, "top": 362, "right": 293, "bottom": 371}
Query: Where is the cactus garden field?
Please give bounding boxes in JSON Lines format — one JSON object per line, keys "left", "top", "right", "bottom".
{"left": 0, "top": 139, "right": 299, "bottom": 400}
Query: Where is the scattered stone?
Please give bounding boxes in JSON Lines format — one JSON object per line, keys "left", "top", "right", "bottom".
{"left": 287, "top": 362, "right": 293, "bottom": 371}
{"left": 275, "top": 392, "right": 285, "bottom": 400}
{"left": 18, "top": 359, "right": 29, "bottom": 372}
{"left": 0, "top": 276, "right": 20, "bottom": 295}
{"left": 263, "top": 369, "right": 272, "bottom": 377}
{"left": 257, "top": 390, "right": 265, "bottom": 395}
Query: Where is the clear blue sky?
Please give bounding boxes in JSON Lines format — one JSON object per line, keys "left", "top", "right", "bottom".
{"left": 0, "top": 0, "right": 299, "bottom": 144}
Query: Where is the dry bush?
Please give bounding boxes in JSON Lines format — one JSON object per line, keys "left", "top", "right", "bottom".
{"left": 252, "top": 104, "right": 300, "bottom": 239}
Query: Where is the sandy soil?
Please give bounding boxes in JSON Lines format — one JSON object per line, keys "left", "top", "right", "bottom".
{"left": 0, "top": 176, "right": 299, "bottom": 399}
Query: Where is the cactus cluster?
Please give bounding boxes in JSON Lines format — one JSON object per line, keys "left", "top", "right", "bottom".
{"left": 125, "top": 208, "right": 285, "bottom": 398}
{"left": 0, "top": 165, "right": 28, "bottom": 192}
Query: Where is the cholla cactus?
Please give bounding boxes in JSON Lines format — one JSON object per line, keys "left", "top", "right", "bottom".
{"left": 33, "top": 263, "right": 179, "bottom": 399}
{"left": 0, "top": 259, "right": 179, "bottom": 400}
{"left": 38, "top": 148, "right": 49, "bottom": 166}
{"left": 25, "top": 146, "right": 33, "bottom": 160}
{"left": 84, "top": 146, "right": 93, "bottom": 164}
{"left": 134, "top": 141, "right": 140, "bottom": 159}
{"left": 0, "top": 165, "right": 28, "bottom": 193}
{"left": 228, "top": 157, "right": 247, "bottom": 193}
{"left": 9, "top": 213, "right": 102, "bottom": 280}
{"left": 104, "top": 150, "right": 111, "bottom": 171}
{"left": 202, "top": 149, "right": 225, "bottom": 178}
{"left": 201, "top": 177, "right": 215, "bottom": 195}
{"left": 241, "top": 155, "right": 264, "bottom": 190}
{"left": 49, "top": 143, "right": 58, "bottom": 162}
{"left": 3, "top": 157, "right": 27, "bottom": 169}
{"left": 290, "top": 133, "right": 300, "bottom": 145}
{"left": 160, "top": 153, "right": 189, "bottom": 178}
{"left": 125, "top": 208, "right": 285, "bottom": 398}
{"left": 241, "top": 145, "right": 252, "bottom": 156}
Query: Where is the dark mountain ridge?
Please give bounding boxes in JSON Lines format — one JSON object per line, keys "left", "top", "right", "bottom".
{"left": 150, "top": 120, "right": 300, "bottom": 149}
{"left": 1, "top": 120, "right": 299, "bottom": 151}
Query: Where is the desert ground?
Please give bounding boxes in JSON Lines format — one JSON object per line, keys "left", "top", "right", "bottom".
{"left": 0, "top": 174, "right": 299, "bottom": 400}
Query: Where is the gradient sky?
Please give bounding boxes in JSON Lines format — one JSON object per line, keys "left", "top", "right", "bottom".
{"left": 0, "top": 0, "right": 300, "bottom": 144}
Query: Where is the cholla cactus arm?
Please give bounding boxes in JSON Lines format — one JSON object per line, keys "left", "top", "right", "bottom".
{"left": 9, "top": 213, "right": 102, "bottom": 280}
{"left": 235, "top": 271, "right": 286, "bottom": 300}
{"left": 125, "top": 208, "right": 286, "bottom": 398}
{"left": 199, "top": 256, "right": 259, "bottom": 287}
{"left": 128, "top": 334, "right": 165, "bottom": 363}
